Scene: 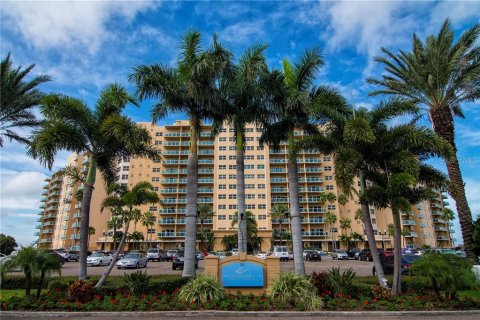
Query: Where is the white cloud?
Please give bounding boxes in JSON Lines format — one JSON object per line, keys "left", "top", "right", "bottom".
{"left": 1, "top": 0, "right": 158, "bottom": 53}
{"left": 457, "top": 124, "right": 480, "bottom": 147}
{"left": 0, "top": 171, "right": 48, "bottom": 211}
{"left": 428, "top": 1, "right": 480, "bottom": 32}
{"left": 221, "top": 21, "right": 266, "bottom": 45}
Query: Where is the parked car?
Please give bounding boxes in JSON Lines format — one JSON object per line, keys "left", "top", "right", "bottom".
{"left": 288, "top": 251, "right": 294, "bottom": 260}
{"left": 316, "top": 250, "right": 327, "bottom": 256}
{"left": 372, "top": 254, "right": 421, "bottom": 275}
{"left": 196, "top": 251, "right": 204, "bottom": 260}
{"left": 382, "top": 248, "right": 394, "bottom": 257}
{"left": 271, "top": 246, "right": 289, "bottom": 262}
{"left": 172, "top": 251, "right": 198, "bottom": 270}
{"left": 165, "top": 249, "right": 178, "bottom": 261}
{"left": 87, "top": 252, "right": 113, "bottom": 267}
{"left": 55, "top": 250, "right": 70, "bottom": 261}
{"left": 456, "top": 250, "right": 467, "bottom": 258}
{"left": 346, "top": 248, "right": 361, "bottom": 260}
{"left": 255, "top": 251, "right": 268, "bottom": 259}
{"left": 305, "top": 250, "right": 322, "bottom": 261}
{"left": 117, "top": 252, "right": 148, "bottom": 269}
{"left": 42, "top": 250, "right": 66, "bottom": 266}
{"left": 147, "top": 248, "right": 164, "bottom": 262}
{"left": 424, "top": 248, "right": 457, "bottom": 255}
{"left": 332, "top": 249, "right": 349, "bottom": 260}
{"left": 303, "top": 250, "right": 313, "bottom": 260}
{"left": 66, "top": 251, "right": 79, "bottom": 262}
{"left": 231, "top": 249, "right": 239, "bottom": 256}
{"left": 358, "top": 248, "right": 383, "bottom": 261}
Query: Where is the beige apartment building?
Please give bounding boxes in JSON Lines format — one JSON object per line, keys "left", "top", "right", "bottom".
{"left": 37, "top": 120, "right": 453, "bottom": 252}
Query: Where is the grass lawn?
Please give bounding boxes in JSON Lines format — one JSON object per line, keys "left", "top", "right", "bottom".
{"left": 0, "top": 289, "right": 26, "bottom": 302}
{"left": 458, "top": 290, "right": 480, "bottom": 300}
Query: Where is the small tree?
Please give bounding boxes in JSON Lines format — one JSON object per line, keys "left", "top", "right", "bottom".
{"left": 270, "top": 204, "right": 290, "bottom": 246}
{"left": 34, "top": 251, "right": 61, "bottom": 298}
{"left": 324, "top": 211, "right": 337, "bottom": 251}
{"left": 0, "top": 234, "right": 17, "bottom": 255}
{"left": 8, "top": 246, "right": 37, "bottom": 295}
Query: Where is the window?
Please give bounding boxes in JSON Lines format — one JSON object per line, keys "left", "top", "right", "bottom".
{"left": 229, "top": 128, "right": 235, "bottom": 133}
{"left": 246, "top": 204, "right": 256, "bottom": 209}
{"left": 258, "top": 215, "right": 267, "bottom": 220}
{"left": 229, "top": 137, "right": 235, "bottom": 141}
{"left": 155, "top": 132, "right": 163, "bottom": 136}
{"left": 228, "top": 215, "right": 235, "bottom": 220}
{"left": 257, "top": 174, "right": 265, "bottom": 179}
{"left": 229, "top": 155, "right": 236, "bottom": 160}
{"left": 152, "top": 187, "right": 159, "bottom": 191}
{"left": 229, "top": 146, "right": 236, "bottom": 150}
{"left": 123, "top": 166, "right": 129, "bottom": 171}
{"left": 218, "top": 215, "right": 226, "bottom": 220}
{"left": 218, "top": 165, "right": 226, "bottom": 170}
{"left": 326, "top": 185, "right": 334, "bottom": 190}
{"left": 229, "top": 165, "right": 236, "bottom": 170}
{"left": 258, "top": 204, "right": 267, "bottom": 209}
{"left": 257, "top": 155, "right": 264, "bottom": 160}
{"left": 153, "top": 158, "right": 161, "bottom": 163}
{"left": 147, "top": 228, "right": 156, "bottom": 234}
{"left": 246, "top": 137, "right": 254, "bottom": 141}
{"left": 229, "top": 194, "right": 236, "bottom": 199}
{"left": 219, "top": 174, "right": 226, "bottom": 179}
{"left": 220, "top": 128, "right": 226, "bottom": 133}
{"left": 151, "top": 177, "right": 159, "bottom": 182}
{"left": 246, "top": 128, "right": 254, "bottom": 132}
{"left": 246, "top": 194, "right": 255, "bottom": 199}
{"left": 219, "top": 155, "right": 226, "bottom": 160}
{"left": 325, "top": 175, "right": 333, "bottom": 180}
{"left": 327, "top": 204, "right": 336, "bottom": 210}
{"left": 245, "top": 184, "right": 255, "bottom": 189}
{"left": 257, "top": 146, "right": 264, "bottom": 150}
{"left": 245, "top": 146, "right": 254, "bottom": 151}
{"left": 218, "top": 204, "right": 226, "bottom": 210}
{"left": 229, "top": 174, "right": 236, "bottom": 179}
{"left": 245, "top": 174, "right": 254, "bottom": 179}
{"left": 219, "top": 137, "right": 226, "bottom": 142}
{"left": 152, "top": 168, "right": 160, "bottom": 172}
{"left": 257, "top": 164, "right": 265, "bottom": 169}
{"left": 155, "top": 140, "right": 162, "bottom": 145}
{"left": 218, "top": 194, "right": 226, "bottom": 199}
{"left": 229, "top": 204, "right": 237, "bottom": 209}
{"left": 121, "top": 174, "right": 128, "bottom": 179}
{"left": 149, "top": 206, "right": 157, "bottom": 211}
{"left": 219, "top": 184, "right": 226, "bottom": 189}
{"left": 219, "top": 146, "right": 226, "bottom": 151}
{"left": 244, "top": 155, "right": 254, "bottom": 160}
{"left": 324, "top": 166, "right": 332, "bottom": 171}
{"left": 257, "top": 184, "right": 266, "bottom": 189}
{"left": 371, "top": 219, "right": 377, "bottom": 224}
{"left": 229, "top": 184, "right": 237, "bottom": 189}
{"left": 245, "top": 165, "right": 254, "bottom": 169}
{"left": 258, "top": 194, "right": 266, "bottom": 199}
{"left": 323, "top": 156, "right": 331, "bottom": 161}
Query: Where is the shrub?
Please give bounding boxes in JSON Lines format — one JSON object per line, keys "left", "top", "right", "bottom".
{"left": 310, "top": 272, "right": 331, "bottom": 295}
{"left": 371, "top": 285, "right": 391, "bottom": 300}
{"left": 178, "top": 274, "right": 225, "bottom": 305}
{"left": 67, "top": 280, "right": 94, "bottom": 303}
{"left": 123, "top": 270, "right": 151, "bottom": 296}
{"left": 326, "top": 267, "right": 356, "bottom": 296}
{"left": 47, "top": 279, "right": 69, "bottom": 292}
{"left": 268, "top": 272, "right": 323, "bottom": 311}
{"left": 154, "top": 277, "right": 189, "bottom": 294}
{"left": 352, "top": 282, "right": 373, "bottom": 298}
{"left": 411, "top": 253, "right": 477, "bottom": 300}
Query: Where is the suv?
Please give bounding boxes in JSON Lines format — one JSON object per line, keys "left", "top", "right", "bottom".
{"left": 67, "top": 251, "right": 79, "bottom": 262}
{"left": 271, "top": 246, "right": 289, "bottom": 262}
{"left": 305, "top": 251, "right": 322, "bottom": 261}
{"left": 171, "top": 251, "right": 198, "bottom": 270}
{"left": 372, "top": 254, "right": 421, "bottom": 275}
{"left": 359, "top": 248, "right": 383, "bottom": 261}
{"left": 147, "top": 248, "right": 164, "bottom": 262}
{"left": 165, "top": 249, "right": 178, "bottom": 261}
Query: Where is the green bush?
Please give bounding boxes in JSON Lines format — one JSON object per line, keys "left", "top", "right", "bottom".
{"left": 123, "top": 271, "right": 151, "bottom": 296}
{"left": 352, "top": 282, "right": 373, "bottom": 298}
{"left": 152, "top": 277, "right": 189, "bottom": 294}
{"left": 67, "top": 280, "right": 94, "bottom": 303}
{"left": 310, "top": 272, "right": 331, "bottom": 295}
{"left": 268, "top": 272, "right": 323, "bottom": 311}
{"left": 326, "top": 267, "right": 356, "bottom": 296}
{"left": 178, "top": 274, "right": 225, "bottom": 305}
{"left": 47, "top": 279, "right": 69, "bottom": 292}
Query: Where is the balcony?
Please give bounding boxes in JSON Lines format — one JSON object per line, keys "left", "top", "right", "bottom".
{"left": 434, "top": 226, "right": 449, "bottom": 232}
{"left": 404, "top": 232, "right": 418, "bottom": 238}
{"left": 34, "top": 232, "right": 40, "bottom": 236}
{"left": 40, "top": 197, "right": 47, "bottom": 202}
{"left": 198, "top": 150, "right": 214, "bottom": 155}
{"left": 163, "top": 150, "right": 189, "bottom": 156}
{"left": 299, "top": 177, "right": 323, "bottom": 183}
{"left": 39, "top": 238, "right": 53, "bottom": 243}
{"left": 303, "top": 208, "right": 327, "bottom": 213}
{"left": 305, "top": 218, "right": 324, "bottom": 224}
{"left": 73, "top": 213, "right": 82, "bottom": 219}
{"left": 42, "top": 221, "right": 56, "bottom": 227}
{"left": 71, "top": 222, "right": 81, "bottom": 228}
{"left": 271, "top": 187, "right": 287, "bottom": 193}
{"left": 70, "top": 234, "right": 81, "bottom": 240}
{"left": 302, "top": 231, "right": 328, "bottom": 237}
{"left": 199, "top": 141, "right": 214, "bottom": 146}
{"left": 35, "top": 224, "right": 41, "bottom": 229}
{"left": 161, "top": 178, "right": 187, "bottom": 184}
{"left": 75, "top": 203, "right": 82, "bottom": 209}
{"left": 162, "top": 198, "right": 187, "bottom": 204}
{"left": 46, "top": 205, "right": 58, "bottom": 212}
{"left": 63, "top": 216, "right": 69, "bottom": 221}
{"left": 198, "top": 178, "right": 214, "bottom": 184}
{"left": 272, "top": 218, "right": 290, "bottom": 224}
{"left": 198, "top": 168, "right": 214, "bottom": 174}
{"left": 431, "top": 210, "right": 442, "bottom": 216}
{"left": 158, "top": 219, "right": 185, "bottom": 225}
{"left": 432, "top": 218, "right": 446, "bottom": 224}
{"left": 198, "top": 159, "right": 213, "bottom": 165}
{"left": 300, "top": 197, "right": 323, "bottom": 203}
{"left": 272, "top": 197, "right": 288, "bottom": 203}
{"left": 270, "top": 168, "right": 286, "bottom": 174}
{"left": 299, "top": 167, "right": 322, "bottom": 173}
{"left": 163, "top": 160, "right": 188, "bottom": 165}
{"left": 160, "top": 188, "right": 187, "bottom": 194}
{"left": 271, "top": 178, "right": 287, "bottom": 183}
{"left": 198, "top": 219, "right": 213, "bottom": 224}
{"left": 162, "top": 169, "right": 188, "bottom": 175}
{"left": 41, "top": 229, "right": 54, "bottom": 234}
{"left": 159, "top": 209, "right": 186, "bottom": 214}
{"left": 436, "top": 236, "right": 449, "bottom": 241}
{"left": 402, "top": 220, "right": 416, "bottom": 226}
{"left": 197, "top": 197, "right": 213, "bottom": 203}
{"left": 157, "top": 232, "right": 186, "bottom": 238}
{"left": 270, "top": 159, "right": 286, "bottom": 164}
{"left": 198, "top": 187, "right": 213, "bottom": 193}
{"left": 298, "top": 158, "right": 321, "bottom": 164}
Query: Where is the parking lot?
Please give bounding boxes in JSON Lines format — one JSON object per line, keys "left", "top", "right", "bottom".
{"left": 17, "top": 256, "right": 375, "bottom": 277}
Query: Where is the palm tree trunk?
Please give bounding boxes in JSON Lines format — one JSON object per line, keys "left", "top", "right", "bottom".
{"left": 391, "top": 207, "right": 402, "bottom": 295}
{"left": 183, "top": 121, "right": 198, "bottom": 278}
{"left": 95, "top": 220, "right": 130, "bottom": 288}
{"left": 36, "top": 271, "right": 46, "bottom": 299}
{"left": 430, "top": 108, "right": 474, "bottom": 260}
{"left": 25, "top": 271, "right": 32, "bottom": 296}
{"left": 279, "top": 221, "right": 282, "bottom": 246}
{"left": 288, "top": 131, "right": 305, "bottom": 276}
{"left": 236, "top": 128, "right": 247, "bottom": 253}
{"left": 359, "top": 169, "right": 387, "bottom": 287}
{"left": 79, "top": 156, "right": 97, "bottom": 280}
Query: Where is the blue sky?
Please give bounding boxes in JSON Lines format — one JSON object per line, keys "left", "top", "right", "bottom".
{"left": 0, "top": 0, "right": 479, "bottom": 247}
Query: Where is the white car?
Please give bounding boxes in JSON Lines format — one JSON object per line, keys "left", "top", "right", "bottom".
{"left": 231, "top": 249, "right": 239, "bottom": 256}
{"left": 255, "top": 251, "right": 268, "bottom": 259}
{"left": 87, "top": 252, "right": 113, "bottom": 266}
{"left": 332, "top": 249, "right": 349, "bottom": 260}
{"left": 271, "top": 246, "right": 289, "bottom": 262}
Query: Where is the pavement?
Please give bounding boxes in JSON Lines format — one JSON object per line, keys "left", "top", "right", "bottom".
{"left": 6, "top": 256, "right": 376, "bottom": 278}
{"left": 2, "top": 311, "right": 480, "bottom": 319}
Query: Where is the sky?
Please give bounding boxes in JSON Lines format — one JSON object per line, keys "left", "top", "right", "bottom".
{"left": 0, "top": 0, "right": 479, "bottom": 247}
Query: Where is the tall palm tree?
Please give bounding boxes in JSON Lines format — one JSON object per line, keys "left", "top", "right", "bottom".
{"left": 260, "top": 49, "right": 348, "bottom": 276}
{"left": 231, "top": 211, "right": 258, "bottom": 249}
{"left": 0, "top": 53, "right": 50, "bottom": 147}
{"left": 367, "top": 19, "right": 480, "bottom": 260}
{"left": 324, "top": 211, "right": 337, "bottom": 251}
{"left": 87, "top": 226, "right": 96, "bottom": 250}
{"left": 337, "top": 194, "right": 349, "bottom": 217}
{"left": 130, "top": 31, "right": 230, "bottom": 277}
{"left": 29, "top": 84, "right": 156, "bottom": 280}
{"left": 197, "top": 204, "right": 214, "bottom": 251}
{"left": 95, "top": 181, "right": 159, "bottom": 287}
{"left": 340, "top": 217, "right": 352, "bottom": 236}
{"left": 107, "top": 215, "right": 123, "bottom": 251}
{"left": 270, "top": 204, "right": 290, "bottom": 246}
{"left": 214, "top": 45, "right": 268, "bottom": 253}
{"left": 131, "top": 209, "right": 142, "bottom": 233}
{"left": 128, "top": 231, "right": 145, "bottom": 250}
{"left": 142, "top": 211, "right": 156, "bottom": 249}
{"left": 441, "top": 208, "right": 455, "bottom": 247}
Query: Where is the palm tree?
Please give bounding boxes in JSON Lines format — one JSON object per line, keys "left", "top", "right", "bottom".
{"left": 324, "top": 211, "right": 337, "bottom": 251}
{"left": 231, "top": 211, "right": 258, "bottom": 250}
{"left": 337, "top": 194, "right": 349, "bottom": 217}
{"left": 107, "top": 215, "right": 123, "bottom": 251}
{"left": 0, "top": 53, "right": 50, "bottom": 147}
{"left": 95, "top": 181, "right": 159, "bottom": 287}
{"left": 128, "top": 231, "right": 145, "bottom": 250}
{"left": 34, "top": 251, "right": 62, "bottom": 299}
{"left": 197, "top": 204, "right": 214, "bottom": 251}
{"left": 131, "top": 209, "right": 142, "bottom": 232}
{"left": 8, "top": 246, "right": 37, "bottom": 296}
{"left": 88, "top": 226, "right": 96, "bottom": 250}
{"left": 130, "top": 30, "right": 230, "bottom": 277}
{"left": 29, "top": 84, "right": 156, "bottom": 280}
{"left": 260, "top": 49, "right": 347, "bottom": 276}
{"left": 221, "top": 235, "right": 237, "bottom": 251}
{"left": 339, "top": 217, "right": 352, "bottom": 249}
{"left": 214, "top": 45, "right": 268, "bottom": 253}
{"left": 270, "top": 204, "right": 290, "bottom": 246}
{"left": 441, "top": 208, "right": 455, "bottom": 247}
{"left": 367, "top": 19, "right": 480, "bottom": 260}
{"left": 338, "top": 234, "right": 353, "bottom": 249}
{"left": 142, "top": 211, "right": 156, "bottom": 249}
{"left": 351, "top": 232, "right": 365, "bottom": 249}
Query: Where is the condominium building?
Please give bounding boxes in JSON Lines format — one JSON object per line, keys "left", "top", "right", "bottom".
{"left": 38, "top": 120, "right": 451, "bottom": 251}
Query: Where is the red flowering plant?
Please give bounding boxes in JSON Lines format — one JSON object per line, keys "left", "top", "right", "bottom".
{"left": 67, "top": 280, "right": 94, "bottom": 303}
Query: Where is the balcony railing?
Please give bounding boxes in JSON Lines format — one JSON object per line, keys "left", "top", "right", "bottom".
{"left": 402, "top": 220, "right": 416, "bottom": 226}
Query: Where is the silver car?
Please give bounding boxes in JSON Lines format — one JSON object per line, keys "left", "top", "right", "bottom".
{"left": 87, "top": 252, "right": 113, "bottom": 266}
{"left": 332, "top": 249, "right": 349, "bottom": 260}
{"left": 116, "top": 252, "right": 148, "bottom": 269}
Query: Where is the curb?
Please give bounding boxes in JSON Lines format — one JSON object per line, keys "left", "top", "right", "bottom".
{"left": 1, "top": 310, "right": 480, "bottom": 318}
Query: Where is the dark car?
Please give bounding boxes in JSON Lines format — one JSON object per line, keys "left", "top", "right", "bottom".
{"left": 347, "top": 248, "right": 361, "bottom": 260}
{"left": 172, "top": 251, "right": 198, "bottom": 270}
{"left": 382, "top": 248, "right": 394, "bottom": 257}
{"left": 305, "top": 251, "right": 322, "bottom": 261}
{"left": 359, "top": 248, "right": 384, "bottom": 261}
{"left": 372, "top": 254, "right": 421, "bottom": 275}
{"left": 41, "top": 250, "right": 66, "bottom": 267}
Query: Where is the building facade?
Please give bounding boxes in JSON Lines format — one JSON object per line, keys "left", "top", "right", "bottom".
{"left": 38, "top": 120, "right": 453, "bottom": 251}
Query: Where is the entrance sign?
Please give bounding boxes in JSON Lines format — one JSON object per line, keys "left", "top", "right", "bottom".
{"left": 221, "top": 262, "right": 264, "bottom": 287}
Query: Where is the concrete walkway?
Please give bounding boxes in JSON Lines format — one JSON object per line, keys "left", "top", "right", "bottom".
{"left": 2, "top": 310, "right": 480, "bottom": 319}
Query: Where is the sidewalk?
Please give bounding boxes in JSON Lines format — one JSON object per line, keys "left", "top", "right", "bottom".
{"left": 2, "top": 310, "right": 480, "bottom": 319}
